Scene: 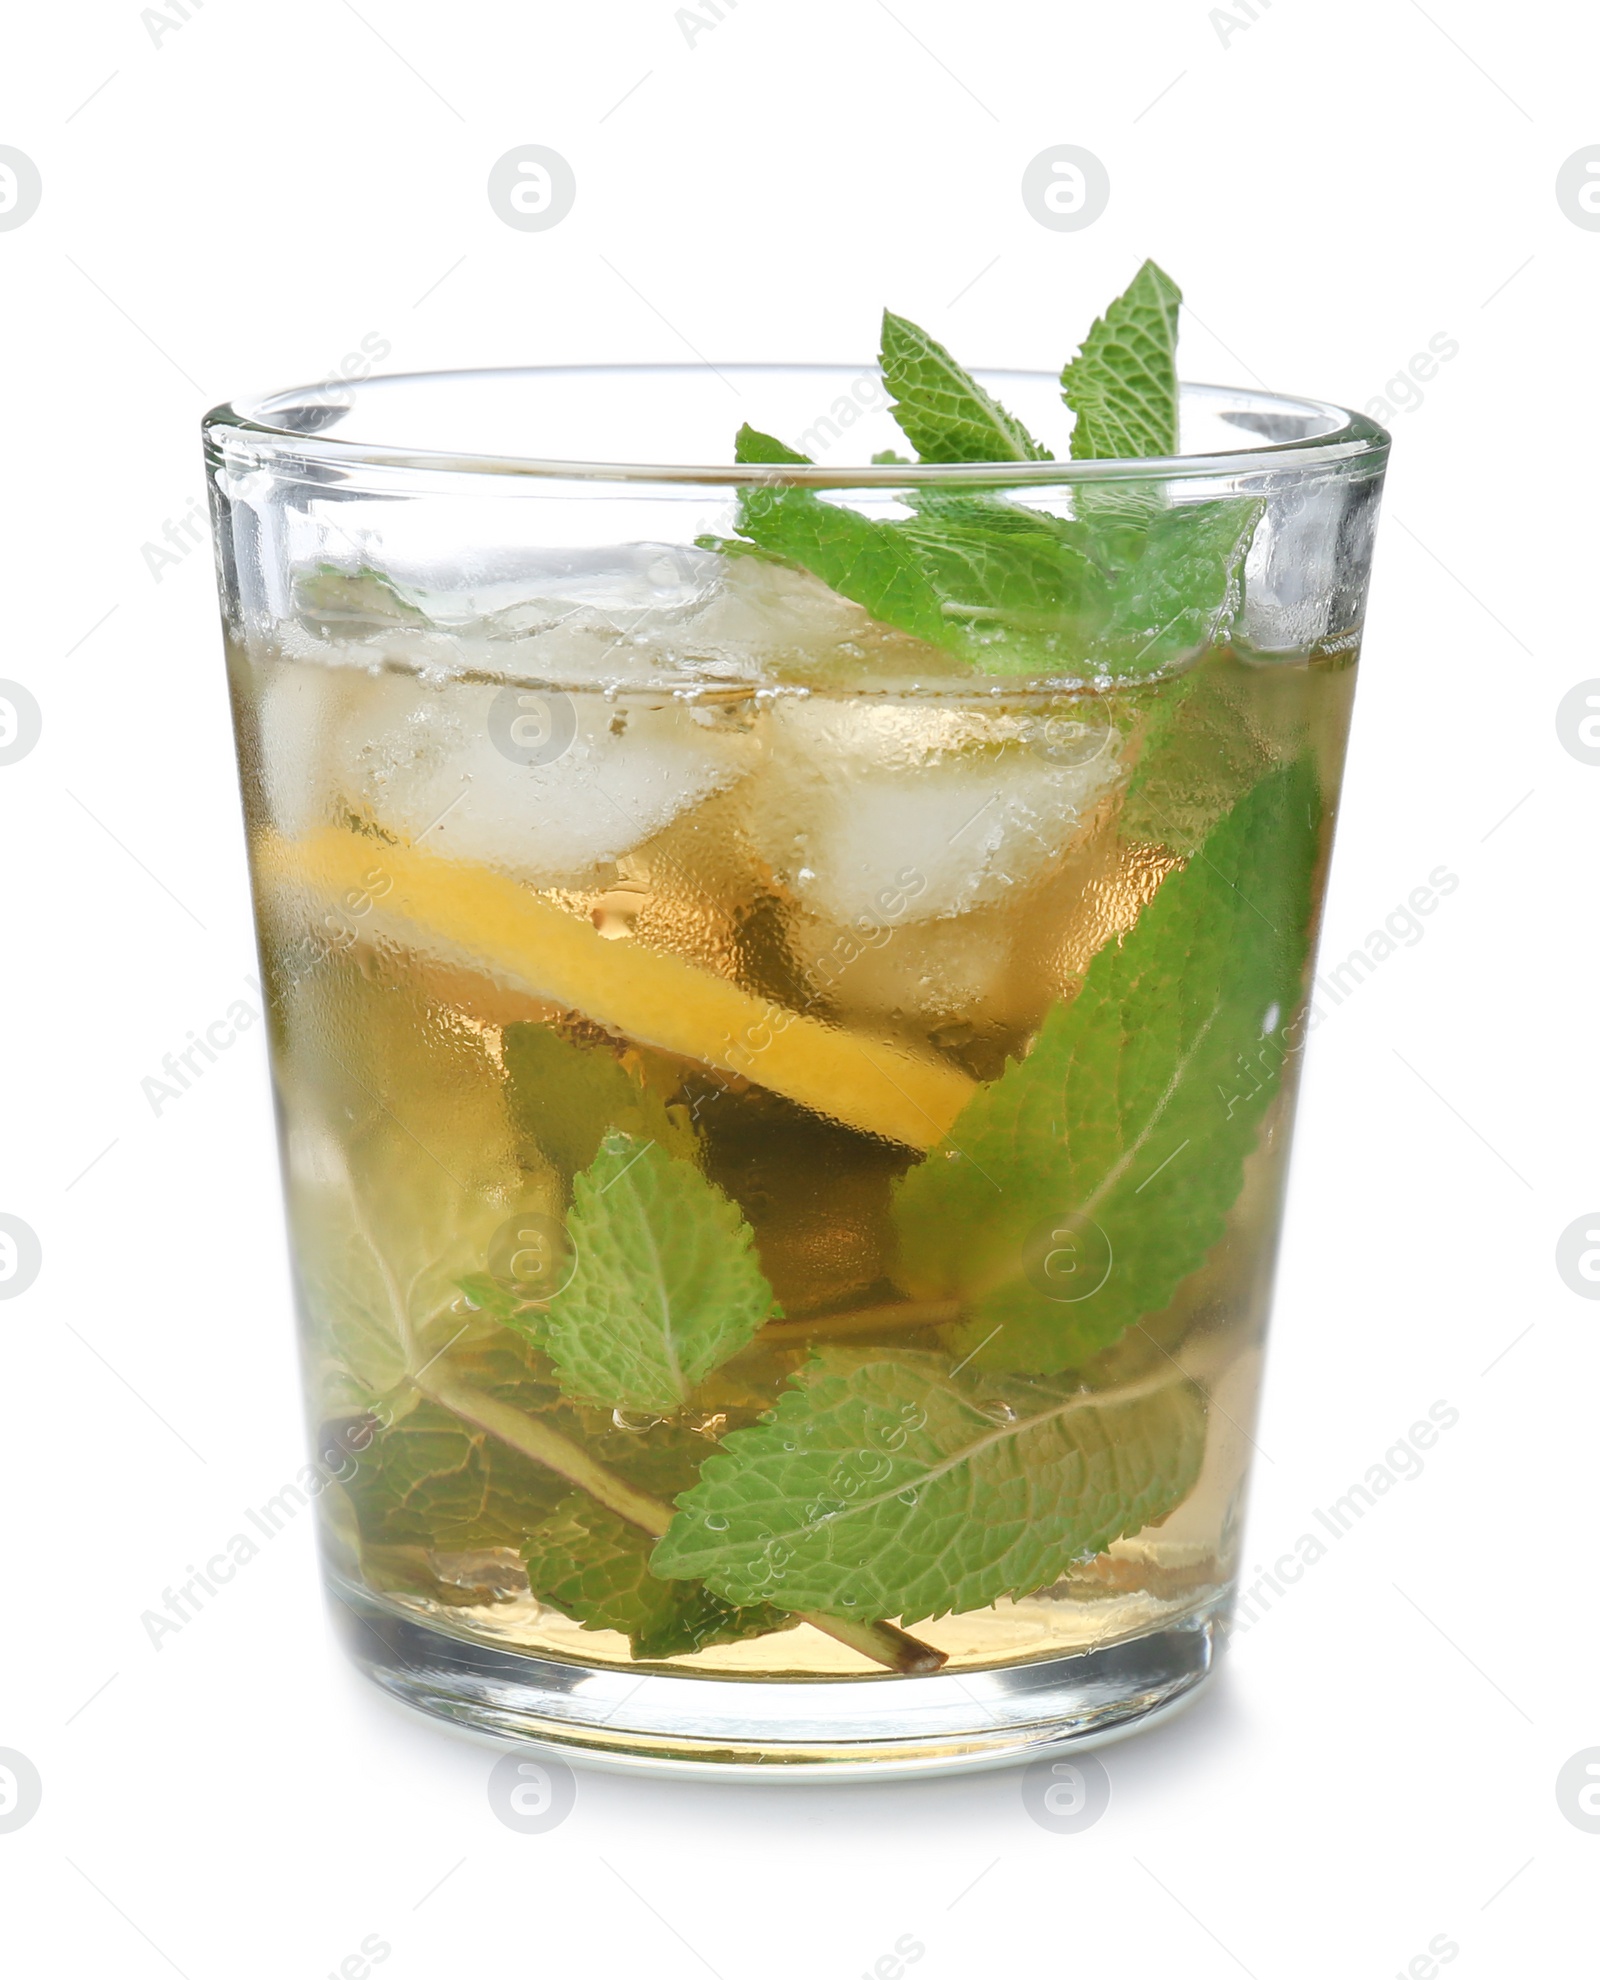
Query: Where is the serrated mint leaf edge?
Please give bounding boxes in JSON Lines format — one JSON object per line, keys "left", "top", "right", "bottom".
{"left": 1061, "top": 259, "right": 1183, "bottom": 462}
{"left": 880, "top": 309, "right": 1050, "bottom": 464}
{"left": 542, "top": 1134, "right": 778, "bottom": 1413}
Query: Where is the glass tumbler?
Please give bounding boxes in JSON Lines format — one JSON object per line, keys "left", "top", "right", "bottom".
{"left": 203, "top": 366, "right": 1387, "bottom": 1775}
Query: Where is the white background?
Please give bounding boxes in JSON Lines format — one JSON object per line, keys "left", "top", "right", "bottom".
{"left": 2, "top": 2, "right": 1596, "bottom": 1974}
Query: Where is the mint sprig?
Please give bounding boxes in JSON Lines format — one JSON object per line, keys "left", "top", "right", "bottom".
{"left": 652, "top": 1350, "right": 1205, "bottom": 1622}
{"left": 892, "top": 756, "right": 1321, "bottom": 1373}
{"left": 711, "top": 261, "right": 1258, "bottom": 679}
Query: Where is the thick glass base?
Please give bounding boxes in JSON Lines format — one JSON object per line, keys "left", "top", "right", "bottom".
{"left": 331, "top": 1573, "right": 1227, "bottom": 1779}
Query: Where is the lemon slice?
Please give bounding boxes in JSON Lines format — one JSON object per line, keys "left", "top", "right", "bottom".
{"left": 259, "top": 828, "right": 976, "bottom": 1151}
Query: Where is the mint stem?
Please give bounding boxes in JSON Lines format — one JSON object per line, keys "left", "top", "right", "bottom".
{"left": 415, "top": 1367, "right": 948, "bottom": 1675}
{"left": 761, "top": 1298, "right": 964, "bottom": 1345}
{"left": 419, "top": 1372, "right": 676, "bottom": 1536}
{"left": 809, "top": 1615, "right": 948, "bottom": 1675}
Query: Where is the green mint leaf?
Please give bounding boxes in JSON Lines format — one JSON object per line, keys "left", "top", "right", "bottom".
{"left": 723, "top": 483, "right": 1113, "bottom": 671}
{"left": 522, "top": 1495, "right": 796, "bottom": 1659}
{"left": 293, "top": 563, "right": 430, "bottom": 629}
{"left": 726, "top": 482, "right": 958, "bottom": 648}
{"left": 891, "top": 756, "right": 1322, "bottom": 1372}
{"left": 896, "top": 511, "right": 1110, "bottom": 648}
{"left": 880, "top": 310, "right": 1050, "bottom": 463}
{"left": 1119, "top": 653, "right": 1283, "bottom": 855}
{"left": 280, "top": 969, "right": 548, "bottom": 1413}
{"left": 653, "top": 1350, "right": 1205, "bottom": 1622}
{"left": 580, "top": 1414, "right": 731, "bottom": 1501}
{"left": 290, "top": 1112, "right": 545, "bottom": 1410}
{"left": 544, "top": 1131, "right": 777, "bottom": 1412}
{"left": 715, "top": 266, "right": 1253, "bottom": 683}
{"left": 1061, "top": 259, "right": 1182, "bottom": 460}
{"left": 341, "top": 1396, "right": 570, "bottom": 1551}
{"left": 455, "top": 1270, "right": 538, "bottom": 1330}
{"left": 1097, "top": 497, "right": 1262, "bottom": 677}
{"left": 502, "top": 1022, "right": 697, "bottom": 1197}
{"left": 734, "top": 423, "right": 813, "bottom": 466}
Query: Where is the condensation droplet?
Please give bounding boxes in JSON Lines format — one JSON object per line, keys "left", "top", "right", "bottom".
{"left": 703, "top": 1513, "right": 730, "bottom": 1532}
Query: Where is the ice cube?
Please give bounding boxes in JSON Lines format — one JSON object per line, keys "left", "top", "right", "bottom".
{"left": 740, "top": 696, "right": 1124, "bottom": 925}
{"left": 674, "top": 553, "right": 936, "bottom": 684}
{"left": 256, "top": 658, "right": 753, "bottom": 887}
{"left": 290, "top": 547, "right": 729, "bottom": 679}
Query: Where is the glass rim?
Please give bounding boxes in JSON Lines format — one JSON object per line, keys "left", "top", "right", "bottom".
{"left": 203, "top": 364, "right": 1390, "bottom": 488}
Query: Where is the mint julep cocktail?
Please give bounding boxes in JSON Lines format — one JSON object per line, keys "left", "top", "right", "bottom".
{"left": 206, "top": 262, "right": 1388, "bottom": 1767}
